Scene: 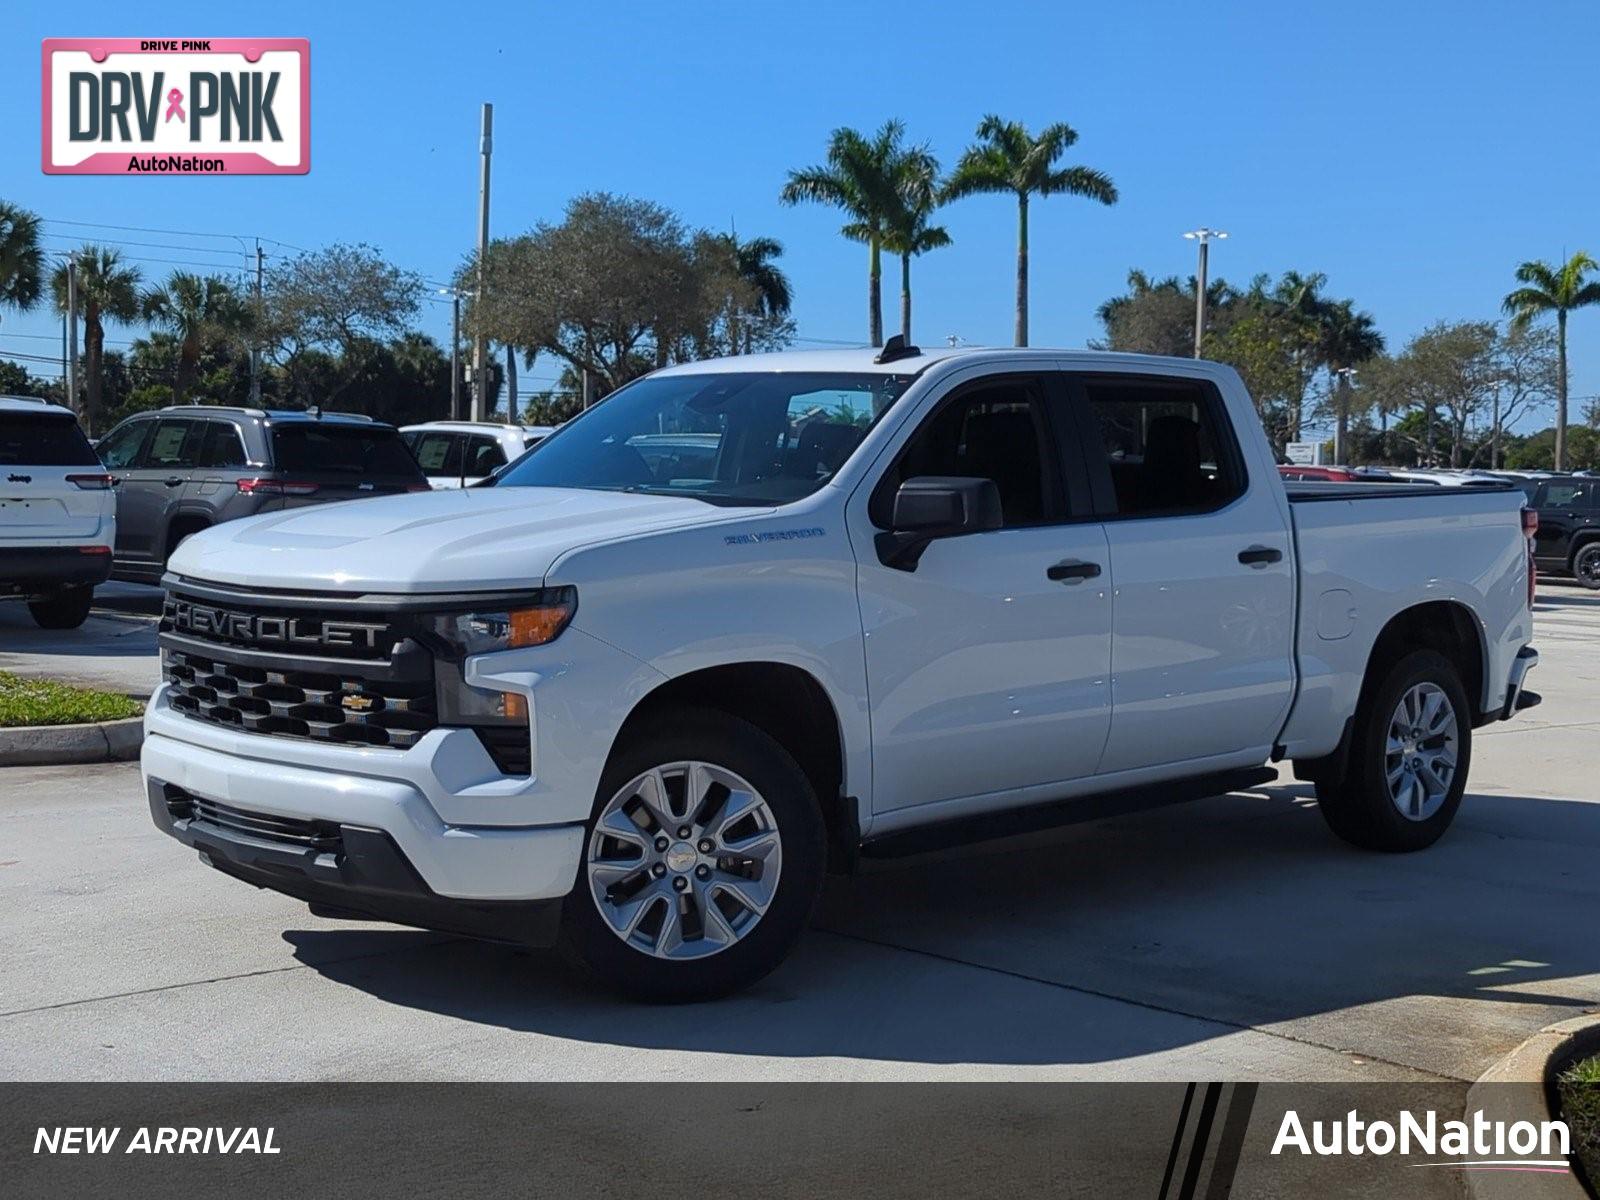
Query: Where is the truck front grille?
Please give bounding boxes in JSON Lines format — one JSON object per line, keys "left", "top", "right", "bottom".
{"left": 164, "top": 648, "right": 436, "bottom": 748}
{"left": 166, "top": 787, "right": 343, "bottom": 853}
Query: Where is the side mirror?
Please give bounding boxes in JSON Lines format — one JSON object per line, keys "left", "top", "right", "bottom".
{"left": 875, "top": 476, "right": 1003, "bottom": 570}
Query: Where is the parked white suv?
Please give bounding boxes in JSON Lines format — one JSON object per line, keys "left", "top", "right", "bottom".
{"left": 400, "top": 421, "right": 554, "bottom": 488}
{"left": 144, "top": 346, "right": 1540, "bottom": 999}
{"left": 0, "top": 396, "right": 116, "bottom": 628}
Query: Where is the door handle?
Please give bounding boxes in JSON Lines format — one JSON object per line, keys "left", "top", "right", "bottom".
{"left": 163, "top": 476, "right": 184, "bottom": 488}
{"left": 1238, "top": 545, "right": 1283, "bottom": 567}
{"left": 1047, "top": 559, "right": 1102, "bottom": 583}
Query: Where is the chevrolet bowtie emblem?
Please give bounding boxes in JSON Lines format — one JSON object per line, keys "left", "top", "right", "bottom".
{"left": 341, "top": 694, "right": 376, "bottom": 713}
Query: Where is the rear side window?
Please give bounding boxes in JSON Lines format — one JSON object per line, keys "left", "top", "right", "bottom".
{"left": 198, "top": 421, "right": 247, "bottom": 468}
{"left": 0, "top": 411, "right": 99, "bottom": 466}
{"left": 1078, "top": 377, "right": 1245, "bottom": 517}
{"left": 464, "top": 435, "right": 507, "bottom": 476}
{"left": 1538, "top": 481, "right": 1593, "bottom": 508}
{"left": 410, "top": 431, "right": 463, "bottom": 478}
{"left": 270, "top": 424, "right": 420, "bottom": 476}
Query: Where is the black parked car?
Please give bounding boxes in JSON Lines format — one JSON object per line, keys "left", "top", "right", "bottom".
{"left": 1528, "top": 475, "right": 1600, "bottom": 588}
{"left": 93, "top": 407, "right": 428, "bottom": 583}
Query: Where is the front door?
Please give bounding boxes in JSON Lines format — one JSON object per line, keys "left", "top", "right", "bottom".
{"left": 1068, "top": 371, "right": 1295, "bottom": 774}
{"left": 114, "top": 416, "right": 199, "bottom": 569}
{"left": 856, "top": 373, "right": 1114, "bottom": 813}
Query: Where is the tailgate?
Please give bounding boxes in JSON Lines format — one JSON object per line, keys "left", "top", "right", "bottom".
{"left": 267, "top": 423, "right": 425, "bottom": 505}
{"left": 0, "top": 411, "right": 108, "bottom": 542}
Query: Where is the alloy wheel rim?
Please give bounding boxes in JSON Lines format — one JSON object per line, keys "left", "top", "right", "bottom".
{"left": 586, "top": 761, "right": 782, "bottom": 960}
{"left": 1384, "top": 682, "right": 1458, "bottom": 822}
{"left": 1578, "top": 548, "right": 1600, "bottom": 585}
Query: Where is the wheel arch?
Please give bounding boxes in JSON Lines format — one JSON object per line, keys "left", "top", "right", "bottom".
{"left": 1361, "top": 600, "right": 1488, "bottom": 722}
{"left": 613, "top": 661, "right": 858, "bottom": 871}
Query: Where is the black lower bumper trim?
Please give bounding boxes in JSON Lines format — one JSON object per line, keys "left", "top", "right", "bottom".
{"left": 147, "top": 778, "right": 564, "bottom": 946}
{"left": 0, "top": 545, "right": 112, "bottom": 593}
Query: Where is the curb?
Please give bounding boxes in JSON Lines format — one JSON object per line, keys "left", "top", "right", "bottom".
{"left": 1465, "top": 1014, "right": 1600, "bottom": 1200}
{"left": 0, "top": 716, "right": 144, "bottom": 766}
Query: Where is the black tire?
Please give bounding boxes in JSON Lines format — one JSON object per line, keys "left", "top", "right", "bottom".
{"left": 560, "top": 708, "right": 826, "bottom": 1002}
{"left": 27, "top": 586, "right": 94, "bottom": 630}
{"left": 1572, "top": 542, "right": 1600, "bottom": 590}
{"left": 1315, "top": 649, "right": 1472, "bottom": 852}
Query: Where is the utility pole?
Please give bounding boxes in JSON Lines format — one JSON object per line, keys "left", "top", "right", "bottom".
{"left": 1182, "top": 228, "right": 1228, "bottom": 358}
{"left": 65, "top": 256, "right": 79, "bottom": 420}
{"left": 1332, "top": 367, "right": 1357, "bottom": 465}
{"left": 471, "top": 103, "right": 493, "bottom": 422}
{"left": 249, "top": 240, "right": 264, "bottom": 407}
{"left": 443, "top": 289, "right": 462, "bottom": 420}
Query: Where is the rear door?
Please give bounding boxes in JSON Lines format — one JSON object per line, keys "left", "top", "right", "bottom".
{"left": 267, "top": 422, "right": 427, "bottom": 505}
{"left": 1067, "top": 371, "right": 1295, "bottom": 774}
{"left": 114, "top": 416, "right": 200, "bottom": 565}
{"left": 461, "top": 433, "right": 509, "bottom": 483}
{"left": 1532, "top": 480, "right": 1595, "bottom": 567}
{"left": 184, "top": 418, "right": 251, "bottom": 512}
{"left": 0, "top": 408, "right": 108, "bottom": 545}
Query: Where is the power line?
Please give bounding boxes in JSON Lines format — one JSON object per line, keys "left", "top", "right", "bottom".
{"left": 40, "top": 231, "right": 252, "bottom": 259}
{"left": 44, "top": 217, "right": 309, "bottom": 253}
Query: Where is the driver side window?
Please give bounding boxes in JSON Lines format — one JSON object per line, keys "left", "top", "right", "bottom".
{"left": 876, "top": 379, "right": 1061, "bottom": 528}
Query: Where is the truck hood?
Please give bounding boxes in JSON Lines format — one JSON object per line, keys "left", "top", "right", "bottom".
{"left": 169, "top": 486, "right": 736, "bottom": 593}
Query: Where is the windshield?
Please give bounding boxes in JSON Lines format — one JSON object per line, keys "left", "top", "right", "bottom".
{"left": 494, "top": 371, "right": 914, "bottom": 505}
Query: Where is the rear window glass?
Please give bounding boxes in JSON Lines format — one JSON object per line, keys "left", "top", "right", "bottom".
{"left": 270, "top": 425, "right": 421, "bottom": 477}
{"left": 0, "top": 411, "right": 100, "bottom": 466}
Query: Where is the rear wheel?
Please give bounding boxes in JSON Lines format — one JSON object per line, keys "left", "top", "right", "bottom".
{"left": 1572, "top": 543, "right": 1600, "bottom": 590}
{"left": 561, "top": 709, "right": 825, "bottom": 1002}
{"left": 27, "top": 586, "right": 93, "bottom": 630}
{"left": 1315, "top": 649, "right": 1471, "bottom": 852}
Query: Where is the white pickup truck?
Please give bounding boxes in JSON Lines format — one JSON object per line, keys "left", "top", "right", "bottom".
{"left": 144, "top": 345, "right": 1540, "bottom": 1000}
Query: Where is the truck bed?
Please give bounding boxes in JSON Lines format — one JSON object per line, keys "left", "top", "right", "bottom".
{"left": 1284, "top": 481, "right": 1519, "bottom": 502}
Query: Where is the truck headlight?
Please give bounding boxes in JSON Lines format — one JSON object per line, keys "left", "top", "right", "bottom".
{"left": 424, "top": 587, "right": 577, "bottom": 657}
{"left": 428, "top": 588, "right": 576, "bottom": 729}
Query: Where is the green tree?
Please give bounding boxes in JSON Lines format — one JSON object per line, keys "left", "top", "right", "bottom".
{"left": 781, "top": 121, "right": 910, "bottom": 347}
{"left": 713, "top": 232, "right": 794, "bottom": 356}
{"left": 51, "top": 246, "right": 142, "bottom": 435}
{"left": 878, "top": 147, "right": 950, "bottom": 343}
{"left": 143, "top": 272, "right": 253, "bottom": 405}
{"left": 1317, "top": 299, "right": 1384, "bottom": 461}
{"left": 1502, "top": 252, "right": 1600, "bottom": 471}
{"left": 1097, "top": 269, "right": 1236, "bottom": 358}
{"left": 0, "top": 201, "right": 44, "bottom": 321}
{"left": 943, "top": 115, "right": 1117, "bottom": 346}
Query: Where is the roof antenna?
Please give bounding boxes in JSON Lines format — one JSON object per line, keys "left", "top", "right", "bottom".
{"left": 873, "top": 334, "right": 921, "bottom": 364}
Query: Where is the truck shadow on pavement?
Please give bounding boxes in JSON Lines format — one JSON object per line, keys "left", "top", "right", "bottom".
{"left": 281, "top": 784, "right": 1600, "bottom": 1076}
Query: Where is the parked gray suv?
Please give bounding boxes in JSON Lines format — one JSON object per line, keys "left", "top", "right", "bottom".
{"left": 94, "top": 407, "right": 428, "bottom": 583}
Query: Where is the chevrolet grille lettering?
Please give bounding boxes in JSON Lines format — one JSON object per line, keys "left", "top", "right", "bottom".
{"left": 165, "top": 599, "right": 386, "bottom": 652}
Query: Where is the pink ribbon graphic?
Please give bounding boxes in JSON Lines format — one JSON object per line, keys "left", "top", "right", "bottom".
{"left": 164, "top": 88, "right": 185, "bottom": 123}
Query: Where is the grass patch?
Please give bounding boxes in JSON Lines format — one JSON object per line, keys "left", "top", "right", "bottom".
{"left": 0, "top": 671, "right": 142, "bottom": 728}
{"left": 1561, "top": 1053, "right": 1600, "bottom": 1190}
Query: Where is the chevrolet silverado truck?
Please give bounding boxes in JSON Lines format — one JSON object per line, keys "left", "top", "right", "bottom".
{"left": 143, "top": 345, "right": 1541, "bottom": 1000}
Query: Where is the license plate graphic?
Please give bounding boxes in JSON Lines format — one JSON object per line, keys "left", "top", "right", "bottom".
{"left": 42, "top": 38, "right": 310, "bottom": 175}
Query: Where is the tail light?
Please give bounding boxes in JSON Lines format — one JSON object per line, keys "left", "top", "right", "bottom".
{"left": 1522, "top": 507, "right": 1538, "bottom": 608}
{"left": 77, "top": 545, "right": 111, "bottom": 555}
{"left": 236, "top": 478, "right": 320, "bottom": 496}
{"left": 66, "top": 473, "right": 115, "bottom": 490}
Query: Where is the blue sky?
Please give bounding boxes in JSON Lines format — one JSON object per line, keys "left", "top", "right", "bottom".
{"left": 5, "top": 0, "right": 1598, "bottom": 427}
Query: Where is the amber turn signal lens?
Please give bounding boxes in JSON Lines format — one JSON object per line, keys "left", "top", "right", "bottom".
{"left": 508, "top": 600, "right": 575, "bottom": 648}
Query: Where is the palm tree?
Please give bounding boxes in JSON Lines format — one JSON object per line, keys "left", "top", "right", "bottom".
{"left": 943, "top": 116, "right": 1117, "bottom": 346}
{"left": 877, "top": 148, "right": 950, "bottom": 343}
{"left": 1502, "top": 252, "right": 1600, "bottom": 471}
{"left": 1317, "top": 299, "right": 1384, "bottom": 462}
{"left": 724, "top": 233, "right": 792, "bottom": 354}
{"left": 781, "top": 120, "right": 909, "bottom": 347}
{"left": 51, "top": 246, "right": 142, "bottom": 435}
{"left": 142, "top": 271, "right": 252, "bottom": 404}
{"left": 0, "top": 201, "right": 44, "bottom": 321}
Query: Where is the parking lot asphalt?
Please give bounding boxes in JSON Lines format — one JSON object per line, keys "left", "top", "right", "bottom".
{"left": 0, "top": 582, "right": 160, "bottom": 697}
{"left": 0, "top": 583, "right": 1596, "bottom": 1082}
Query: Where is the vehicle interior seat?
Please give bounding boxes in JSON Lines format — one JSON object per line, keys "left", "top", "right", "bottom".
{"left": 1139, "top": 414, "right": 1206, "bottom": 511}
{"left": 789, "top": 421, "right": 863, "bottom": 479}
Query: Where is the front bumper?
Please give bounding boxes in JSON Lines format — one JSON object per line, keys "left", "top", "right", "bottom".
{"left": 147, "top": 777, "right": 564, "bottom": 945}
{"left": 0, "top": 544, "right": 112, "bottom": 593}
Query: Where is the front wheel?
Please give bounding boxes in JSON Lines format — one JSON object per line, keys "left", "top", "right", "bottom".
{"left": 1315, "top": 649, "right": 1472, "bottom": 852}
{"left": 27, "top": 586, "right": 93, "bottom": 630}
{"left": 1572, "top": 543, "right": 1600, "bottom": 590}
{"left": 560, "top": 709, "right": 826, "bottom": 1002}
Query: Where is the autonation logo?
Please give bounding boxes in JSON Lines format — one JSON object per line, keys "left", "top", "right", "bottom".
{"left": 1272, "top": 1108, "right": 1572, "bottom": 1174}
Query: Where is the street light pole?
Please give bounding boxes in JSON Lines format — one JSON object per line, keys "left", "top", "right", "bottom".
{"left": 249, "top": 240, "right": 264, "bottom": 407}
{"left": 471, "top": 103, "right": 493, "bottom": 422}
{"left": 65, "top": 256, "right": 79, "bottom": 420}
{"left": 1182, "top": 228, "right": 1227, "bottom": 358}
{"left": 440, "top": 288, "right": 462, "bottom": 420}
{"left": 1333, "top": 366, "right": 1357, "bottom": 465}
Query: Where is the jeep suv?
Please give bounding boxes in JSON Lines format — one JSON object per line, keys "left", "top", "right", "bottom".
{"left": 94, "top": 407, "right": 428, "bottom": 583}
{"left": 1528, "top": 475, "right": 1600, "bottom": 588}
